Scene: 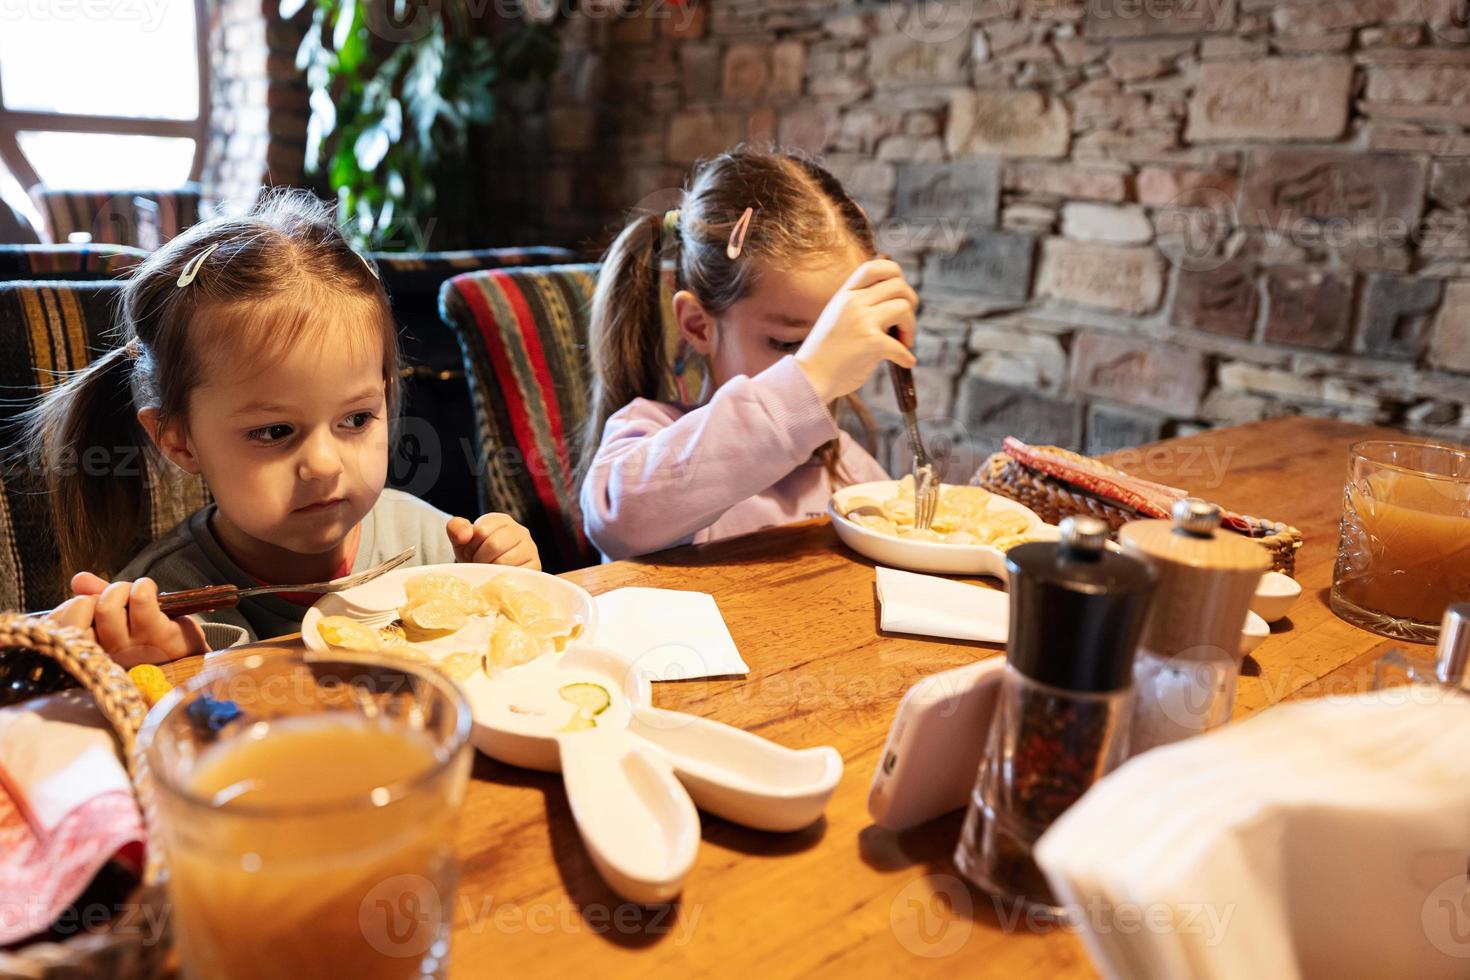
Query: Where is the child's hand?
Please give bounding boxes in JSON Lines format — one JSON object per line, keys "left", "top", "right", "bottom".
{"left": 47, "top": 573, "right": 208, "bottom": 667}
{"left": 795, "top": 258, "right": 919, "bottom": 402}
{"left": 447, "top": 515, "right": 542, "bottom": 570}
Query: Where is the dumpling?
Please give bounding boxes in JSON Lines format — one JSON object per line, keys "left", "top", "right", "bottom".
{"left": 403, "top": 573, "right": 490, "bottom": 616}
{"left": 317, "top": 616, "right": 382, "bottom": 652}
{"left": 401, "top": 596, "right": 470, "bottom": 633}
{"left": 488, "top": 617, "right": 550, "bottom": 670}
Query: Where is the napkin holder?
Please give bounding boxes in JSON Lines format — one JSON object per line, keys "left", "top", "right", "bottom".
{"left": 0, "top": 613, "right": 170, "bottom": 980}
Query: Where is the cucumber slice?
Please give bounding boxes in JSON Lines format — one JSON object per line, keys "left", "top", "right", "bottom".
{"left": 559, "top": 682, "right": 611, "bottom": 716}
{"left": 559, "top": 712, "right": 596, "bottom": 733}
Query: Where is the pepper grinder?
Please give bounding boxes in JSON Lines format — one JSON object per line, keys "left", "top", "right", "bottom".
{"left": 1121, "top": 498, "right": 1269, "bottom": 756}
{"left": 954, "top": 515, "right": 1156, "bottom": 917}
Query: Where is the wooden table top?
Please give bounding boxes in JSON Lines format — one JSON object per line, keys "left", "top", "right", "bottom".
{"left": 160, "top": 415, "right": 1417, "bottom": 977}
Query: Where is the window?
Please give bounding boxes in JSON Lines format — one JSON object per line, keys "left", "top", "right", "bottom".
{"left": 0, "top": 0, "right": 207, "bottom": 191}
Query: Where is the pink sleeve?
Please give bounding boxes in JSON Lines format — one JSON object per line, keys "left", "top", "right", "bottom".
{"left": 580, "top": 356, "right": 838, "bottom": 560}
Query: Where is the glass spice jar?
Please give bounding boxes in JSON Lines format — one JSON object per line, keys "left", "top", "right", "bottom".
{"left": 955, "top": 516, "right": 1156, "bottom": 917}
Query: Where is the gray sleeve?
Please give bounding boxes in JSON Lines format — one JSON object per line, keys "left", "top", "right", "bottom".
{"left": 197, "top": 618, "right": 252, "bottom": 650}
{"left": 371, "top": 490, "right": 459, "bottom": 566}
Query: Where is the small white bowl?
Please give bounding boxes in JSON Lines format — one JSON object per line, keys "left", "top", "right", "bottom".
{"left": 1239, "top": 610, "right": 1270, "bottom": 655}
{"left": 829, "top": 480, "right": 1053, "bottom": 579}
{"left": 1251, "top": 571, "right": 1302, "bottom": 624}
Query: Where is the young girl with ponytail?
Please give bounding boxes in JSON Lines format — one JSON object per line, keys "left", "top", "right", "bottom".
{"left": 27, "top": 189, "right": 539, "bottom": 664}
{"left": 580, "top": 146, "right": 919, "bottom": 560}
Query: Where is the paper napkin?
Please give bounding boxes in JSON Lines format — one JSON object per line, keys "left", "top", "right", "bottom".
{"left": 874, "top": 566, "right": 1009, "bottom": 644}
{"left": 592, "top": 587, "right": 749, "bottom": 680}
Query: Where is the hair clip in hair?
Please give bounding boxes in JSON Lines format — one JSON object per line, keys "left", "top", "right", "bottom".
{"left": 726, "top": 207, "right": 754, "bottom": 260}
{"left": 662, "top": 209, "right": 681, "bottom": 235}
{"left": 356, "top": 250, "right": 380, "bottom": 280}
{"left": 175, "top": 242, "right": 221, "bottom": 287}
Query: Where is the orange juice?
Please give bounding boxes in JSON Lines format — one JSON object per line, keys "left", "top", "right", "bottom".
{"left": 1334, "top": 461, "right": 1470, "bottom": 633}
{"left": 166, "top": 717, "right": 459, "bottom": 980}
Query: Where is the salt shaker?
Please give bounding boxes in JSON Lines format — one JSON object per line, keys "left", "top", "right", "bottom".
{"left": 1122, "top": 498, "right": 1269, "bottom": 756}
{"left": 1373, "top": 603, "right": 1470, "bottom": 697}
{"left": 954, "top": 516, "right": 1156, "bottom": 917}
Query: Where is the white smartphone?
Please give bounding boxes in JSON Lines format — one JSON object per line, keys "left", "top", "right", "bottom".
{"left": 867, "top": 657, "right": 1006, "bottom": 832}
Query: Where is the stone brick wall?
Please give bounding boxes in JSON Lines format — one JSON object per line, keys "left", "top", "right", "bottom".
{"left": 526, "top": 0, "right": 1470, "bottom": 475}
{"left": 201, "top": 0, "right": 308, "bottom": 208}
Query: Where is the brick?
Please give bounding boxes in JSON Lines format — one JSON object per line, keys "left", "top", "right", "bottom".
{"left": 547, "top": 107, "right": 596, "bottom": 152}
{"left": 1357, "top": 274, "right": 1446, "bottom": 360}
{"left": 1069, "top": 332, "right": 1209, "bottom": 415}
{"left": 1036, "top": 239, "right": 1165, "bottom": 314}
{"left": 662, "top": 1, "right": 708, "bottom": 39}
{"left": 1171, "top": 259, "right": 1258, "bottom": 338}
{"left": 922, "top": 231, "right": 1036, "bottom": 302}
{"left": 678, "top": 43, "right": 722, "bottom": 101}
{"left": 722, "top": 44, "right": 770, "bottom": 102}
{"left": 966, "top": 324, "right": 1069, "bottom": 391}
{"left": 1429, "top": 281, "right": 1470, "bottom": 373}
{"left": 894, "top": 159, "right": 1000, "bottom": 226}
{"left": 809, "top": 70, "right": 872, "bottom": 104}
{"left": 946, "top": 89, "right": 1070, "bottom": 158}
{"left": 1237, "top": 149, "right": 1428, "bottom": 228}
{"left": 1261, "top": 267, "right": 1354, "bottom": 351}
{"left": 771, "top": 40, "right": 805, "bottom": 96}
{"left": 1136, "top": 166, "right": 1238, "bottom": 206}
{"left": 1060, "top": 202, "right": 1153, "bottom": 244}
{"left": 956, "top": 378, "right": 1083, "bottom": 457}
{"left": 1359, "top": 24, "right": 1422, "bottom": 47}
{"left": 1083, "top": 0, "right": 1235, "bottom": 37}
{"left": 1004, "top": 161, "right": 1128, "bottom": 202}
{"left": 1186, "top": 57, "right": 1352, "bottom": 142}
{"left": 667, "top": 110, "right": 746, "bottom": 163}
{"left": 1273, "top": 0, "right": 1450, "bottom": 32}
{"left": 1003, "top": 203, "right": 1059, "bottom": 233}
{"left": 776, "top": 105, "right": 837, "bottom": 153}
{"left": 1084, "top": 402, "right": 1168, "bottom": 455}
{"left": 836, "top": 105, "right": 905, "bottom": 152}
{"left": 869, "top": 31, "right": 970, "bottom": 87}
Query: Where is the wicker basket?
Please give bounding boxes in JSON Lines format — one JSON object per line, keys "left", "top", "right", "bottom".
{"left": 0, "top": 614, "right": 171, "bottom": 980}
{"left": 976, "top": 450, "right": 1303, "bottom": 576}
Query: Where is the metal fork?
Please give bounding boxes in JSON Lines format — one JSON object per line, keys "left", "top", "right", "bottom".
{"left": 886, "top": 343, "right": 938, "bottom": 531}
{"left": 155, "top": 547, "right": 416, "bottom": 618}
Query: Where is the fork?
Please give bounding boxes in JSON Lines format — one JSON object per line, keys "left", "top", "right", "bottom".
{"left": 154, "top": 547, "right": 417, "bottom": 618}
{"left": 886, "top": 333, "right": 938, "bottom": 531}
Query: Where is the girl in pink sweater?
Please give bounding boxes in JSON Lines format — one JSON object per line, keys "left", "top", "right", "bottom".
{"left": 580, "top": 147, "right": 920, "bottom": 560}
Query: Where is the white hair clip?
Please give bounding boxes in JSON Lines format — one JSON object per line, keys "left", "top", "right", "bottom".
{"left": 175, "top": 242, "right": 221, "bottom": 287}
{"left": 726, "top": 207, "right": 754, "bottom": 260}
{"left": 356, "top": 250, "right": 379, "bottom": 280}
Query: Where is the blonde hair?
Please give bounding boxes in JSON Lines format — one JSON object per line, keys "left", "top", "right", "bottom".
{"left": 584, "top": 145, "right": 877, "bottom": 480}
{"left": 18, "top": 188, "right": 400, "bottom": 579}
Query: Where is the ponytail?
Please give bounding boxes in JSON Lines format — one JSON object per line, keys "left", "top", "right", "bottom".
{"left": 583, "top": 211, "right": 668, "bottom": 476}
{"left": 18, "top": 339, "right": 156, "bottom": 582}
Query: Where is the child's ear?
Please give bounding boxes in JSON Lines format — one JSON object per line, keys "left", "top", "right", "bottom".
{"left": 137, "top": 408, "right": 201, "bottom": 475}
{"left": 672, "top": 289, "right": 717, "bottom": 357}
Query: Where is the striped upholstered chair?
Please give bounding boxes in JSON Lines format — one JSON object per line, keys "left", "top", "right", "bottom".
{"left": 439, "top": 263, "right": 696, "bottom": 572}
{"left": 0, "top": 282, "right": 208, "bottom": 612}
{"left": 29, "top": 186, "right": 202, "bottom": 248}
{"left": 0, "top": 244, "right": 148, "bottom": 282}
{"left": 439, "top": 264, "right": 600, "bottom": 572}
{"left": 372, "top": 248, "right": 577, "bottom": 522}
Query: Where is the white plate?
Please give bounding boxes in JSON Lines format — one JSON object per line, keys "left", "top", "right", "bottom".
{"left": 301, "top": 563, "right": 598, "bottom": 658}
{"left": 829, "top": 480, "right": 1055, "bottom": 578}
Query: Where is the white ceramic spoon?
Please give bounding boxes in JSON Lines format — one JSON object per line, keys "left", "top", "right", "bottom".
{"left": 463, "top": 646, "right": 844, "bottom": 904}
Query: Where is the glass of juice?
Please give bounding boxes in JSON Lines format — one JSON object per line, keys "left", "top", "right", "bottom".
{"left": 1331, "top": 440, "right": 1470, "bottom": 643}
{"left": 139, "top": 650, "right": 472, "bottom": 980}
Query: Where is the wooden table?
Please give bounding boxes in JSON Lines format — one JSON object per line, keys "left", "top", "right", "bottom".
{"left": 161, "top": 416, "right": 1417, "bottom": 977}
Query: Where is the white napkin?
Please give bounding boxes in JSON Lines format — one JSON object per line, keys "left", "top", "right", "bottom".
{"left": 591, "top": 587, "right": 749, "bottom": 680}
{"left": 1034, "top": 692, "right": 1470, "bottom": 980}
{"left": 874, "top": 566, "right": 1009, "bottom": 644}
